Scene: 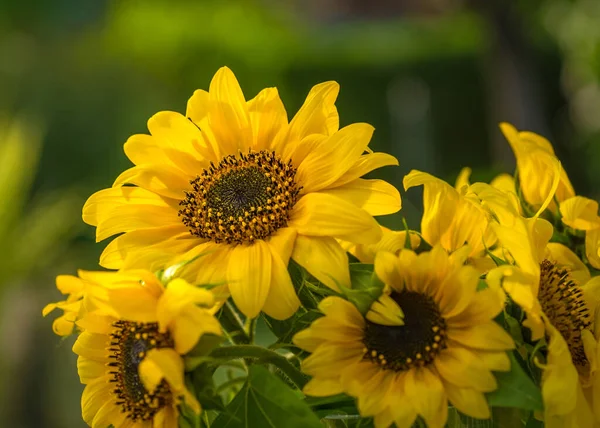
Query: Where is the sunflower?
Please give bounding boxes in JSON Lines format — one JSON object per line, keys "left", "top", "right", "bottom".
{"left": 293, "top": 246, "right": 514, "bottom": 428}
{"left": 67, "top": 270, "right": 220, "bottom": 427}
{"left": 403, "top": 170, "right": 496, "bottom": 271}
{"left": 500, "top": 122, "right": 600, "bottom": 269}
{"left": 82, "top": 67, "right": 401, "bottom": 320}
{"left": 475, "top": 183, "right": 600, "bottom": 427}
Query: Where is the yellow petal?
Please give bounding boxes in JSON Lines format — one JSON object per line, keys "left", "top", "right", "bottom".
{"left": 403, "top": 170, "right": 459, "bottom": 247}
{"left": 585, "top": 228, "right": 600, "bottom": 270}
{"left": 267, "top": 227, "right": 297, "bottom": 265}
{"left": 227, "top": 240, "right": 272, "bottom": 319}
{"left": 157, "top": 278, "right": 215, "bottom": 331}
{"left": 435, "top": 347, "right": 498, "bottom": 392}
{"left": 295, "top": 123, "right": 375, "bottom": 193}
{"left": 290, "top": 192, "right": 382, "bottom": 244}
{"left": 140, "top": 348, "right": 200, "bottom": 414}
{"left": 404, "top": 367, "right": 448, "bottom": 428}
{"left": 366, "top": 292, "right": 404, "bottom": 326}
{"left": 99, "top": 225, "right": 193, "bottom": 270}
{"left": 72, "top": 332, "right": 109, "bottom": 362}
{"left": 318, "top": 296, "right": 365, "bottom": 329}
{"left": 545, "top": 242, "right": 591, "bottom": 284}
{"left": 207, "top": 66, "right": 252, "bottom": 154}
{"left": 541, "top": 320, "right": 579, "bottom": 417}
{"left": 291, "top": 235, "right": 350, "bottom": 291}
{"left": 321, "top": 178, "right": 401, "bottom": 216}
{"left": 262, "top": 251, "right": 301, "bottom": 320}
{"left": 335, "top": 152, "right": 399, "bottom": 187}
{"left": 81, "top": 377, "right": 112, "bottom": 425}
{"left": 302, "top": 343, "right": 364, "bottom": 378}
{"left": 171, "top": 308, "right": 222, "bottom": 355}
{"left": 455, "top": 167, "right": 472, "bottom": 192}
{"left": 447, "top": 322, "right": 515, "bottom": 350}
{"left": 303, "top": 377, "right": 345, "bottom": 397}
{"left": 113, "top": 164, "right": 192, "bottom": 200}
{"left": 146, "top": 110, "right": 216, "bottom": 173}
{"left": 374, "top": 250, "right": 403, "bottom": 289}
{"left": 246, "top": 87, "right": 288, "bottom": 151}
{"left": 559, "top": 196, "right": 600, "bottom": 230}
{"left": 443, "top": 382, "right": 490, "bottom": 419}
{"left": 287, "top": 81, "right": 339, "bottom": 143}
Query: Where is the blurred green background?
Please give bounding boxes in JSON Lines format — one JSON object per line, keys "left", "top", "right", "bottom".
{"left": 1, "top": 0, "right": 600, "bottom": 426}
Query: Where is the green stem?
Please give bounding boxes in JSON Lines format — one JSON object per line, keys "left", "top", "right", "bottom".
{"left": 209, "top": 345, "right": 309, "bottom": 389}
{"left": 245, "top": 317, "right": 257, "bottom": 344}
{"left": 219, "top": 301, "right": 250, "bottom": 345}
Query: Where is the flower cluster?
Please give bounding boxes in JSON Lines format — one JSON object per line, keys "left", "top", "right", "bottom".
{"left": 44, "top": 67, "right": 600, "bottom": 428}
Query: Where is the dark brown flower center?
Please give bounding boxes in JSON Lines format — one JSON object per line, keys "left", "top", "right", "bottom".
{"left": 179, "top": 150, "right": 300, "bottom": 244}
{"left": 108, "top": 321, "right": 174, "bottom": 421}
{"left": 539, "top": 259, "right": 592, "bottom": 377}
{"left": 362, "top": 291, "right": 447, "bottom": 371}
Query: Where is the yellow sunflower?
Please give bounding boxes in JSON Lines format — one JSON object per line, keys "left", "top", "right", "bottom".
{"left": 293, "top": 245, "right": 514, "bottom": 428}
{"left": 403, "top": 170, "right": 496, "bottom": 271}
{"left": 83, "top": 67, "right": 401, "bottom": 320}
{"left": 70, "top": 269, "right": 221, "bottom": 427}
{"left": 501, "top": 122, "right": 600, "bottom": 269}
{"left": 475, "top": 183, "right": 600, "bottom": 427}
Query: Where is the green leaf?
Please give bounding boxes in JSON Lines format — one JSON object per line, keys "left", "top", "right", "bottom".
{"left": 503, "top": 312, "right": 524, "bottom": 346}
{"left": 341, "top": 263, "right": 384, "bottom": 314}
{"left": 486, "top": 351, "right": 543, "bottom": 411}
{"left": 190, "top": 364, "right": 226, "bottom": 412}
{"left": 211, "top": 365, "right": 322, "bottom": 428}
{"left": 263, "top": 309, "right": 322, "bottom": 347}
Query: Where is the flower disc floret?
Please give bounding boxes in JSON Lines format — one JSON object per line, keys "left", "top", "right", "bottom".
{"left": 179, "top": 150, "right": 300, "bottom": 244}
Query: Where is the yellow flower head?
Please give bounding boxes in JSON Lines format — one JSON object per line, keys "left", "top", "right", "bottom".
{"left": 501, "top": 122, "right": 600, "bottom": 270}
{"left": 403, "top": 170, "right": 496, "bottom": 268}
{"left": 293, "top": 246, "right": 514, "bottom": 428}
{"left": 83, "top": 66, "right": 401, "bottom": 320}
{"left": 478, "top": 182, "right": 600, "bottom": 427}
{"left": 69, "top": 270, "right": 221, "bottom": 427}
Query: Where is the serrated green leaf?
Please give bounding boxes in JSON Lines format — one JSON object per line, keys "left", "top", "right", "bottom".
{"left": 486, "top": 352, "right": 543, "bottom": 411}
{"left": 211, "top": 365, "right": 322, "bottom": 428}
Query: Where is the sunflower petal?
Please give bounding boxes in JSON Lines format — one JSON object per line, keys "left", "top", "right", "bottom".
{"left": 320, "top": 178, "right": 401, "bottom": 216}
{"left": 227, "top": 240, "right": 272, "bottom": 319}
{"left": 289, "top": 192, "right": 381, "bottom": 244}
{"left": 295, "top": 123, "right": 374, "bottom": 193}
{"left": 291, "top": 235, "right": 350, "bottom": 291}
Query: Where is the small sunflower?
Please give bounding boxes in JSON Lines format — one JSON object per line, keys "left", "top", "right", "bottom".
{"left": 65, "top": 270, "right": 220, "bottom": 427}
{"left": 83, "top": 67, "right": 401, "bottom": 320}
{"left": 403, "top": 170, "right": 496, "bottom": 271}
{"left": 293, "top": 246, "right": 514, "bottom": 428}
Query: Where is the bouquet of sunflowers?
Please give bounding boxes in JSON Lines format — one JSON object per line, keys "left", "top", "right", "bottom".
{"left": 44, "top": 67, "right": 600, "bottom": 428}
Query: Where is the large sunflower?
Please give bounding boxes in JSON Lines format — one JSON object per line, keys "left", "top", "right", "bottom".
{"left": 70, "top": 270, "right": 221, "bottom": 427}
{"left": 293, "top": 246, "right": 514, "bottom": 428}
{"left": 83, "top": 67, "right": 401, "bottom": 320}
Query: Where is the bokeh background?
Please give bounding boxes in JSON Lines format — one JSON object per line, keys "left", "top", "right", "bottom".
{"left": 1, "top": 0, "right": 600, "bottom": 426}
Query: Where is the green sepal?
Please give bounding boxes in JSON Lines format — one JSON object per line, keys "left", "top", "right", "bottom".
{"left": 340, "top": 263, "right": 385, "bottom": 314}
